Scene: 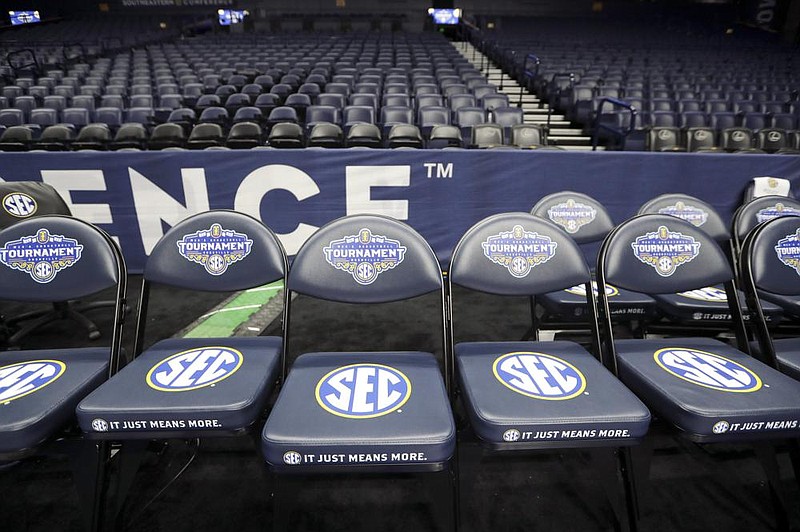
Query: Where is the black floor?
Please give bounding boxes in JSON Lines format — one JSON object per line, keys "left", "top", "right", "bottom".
{"left": 1, "top": 279, "right": 799, "bottom": 531}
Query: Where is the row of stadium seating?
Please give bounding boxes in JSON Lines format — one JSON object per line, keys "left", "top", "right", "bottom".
{"left": 0, "top": 120, "right": 552, "bottom": 151}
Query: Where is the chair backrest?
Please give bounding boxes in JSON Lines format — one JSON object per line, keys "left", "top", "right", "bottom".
{"left": 732, "top": 195, "right": 800, "bottom": 252}
{"left": 450, "top": 212, "right": 589, "bottom": 297}
{"left": 530, "top": 191, "right": 615, "bottom": 244}
{"left": 0, "top": 182, "right": 70, "bottom": 230}
{"left": 144, "top": 210, "right": 287, "bottom": 292}
{"left": 598, "top": 214, "right": 732, "bottom": 296}
{"left": 0, "top": 214, "right": 123, "bottom": 302}
{"left": 287, "top": 214, "right": 442, "bottom": 303}
{"left": 637, "top": 194, "right": 730, "bottom": 243}
{"left": 471, "top": 123, "right": 504, "bottom": 148}
{"left": 741, "top": 215, "right": 800, "bottom": 298}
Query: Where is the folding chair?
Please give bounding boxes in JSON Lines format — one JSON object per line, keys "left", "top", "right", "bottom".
{"left": 449, "top": 212, "right": 650, "bottom": 530}
{"left": 740, "top": 215, "right": 800, "bottom": 381}
{"left": 261, "top": 214, "right": 456, "bottom": 531}
{"left": 596, "top": 213, "right": 800, "bottom": 530}
{"left": 77, "top": 210, "right": 287, "bottom": 525}
{"left": 0, "top": 213, "right": 126, "bottom": 531}
{"left": 638, "top": 194, "right": 783, "bottom": 330}
{"left": 732, "top": 196, "right": 800, "bottom": 319}
{"left": 530, "top": 191, "right": 658, "bottom": 335}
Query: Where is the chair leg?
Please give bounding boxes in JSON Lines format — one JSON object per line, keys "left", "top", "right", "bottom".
{"left": 752, "top": 442, "right": 791, "bottom": 532}
{"left": 423, "top": 465, "right": 459, "bottom": 532}
{"left": 109, "top": 440, "right": 150, "bottom": 531}
{"left": 64, "top": 439, "right": 108, "bottom": 532}
{"left": 271, "top": 473, "right": 300, "bottom": 532}
{"left": 588, "top": 448, "right": 628, "bottom": 532}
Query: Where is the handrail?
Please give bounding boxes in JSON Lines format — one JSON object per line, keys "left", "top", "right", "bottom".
{"left": 546, "top": 72, "right": 574, "bottom": 128}
{"left": 591, "top": 97, "right": 638, "bottom": 151}
{"left": 519, "top": 53, "right": 539, "bottom": 108}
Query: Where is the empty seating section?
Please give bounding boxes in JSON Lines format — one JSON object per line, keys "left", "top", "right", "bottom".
{"left": 1, "top": 29, "right": 549, "bottom": 150}
{"left": 476, "top": 15, "right": 799, "bottom": 152}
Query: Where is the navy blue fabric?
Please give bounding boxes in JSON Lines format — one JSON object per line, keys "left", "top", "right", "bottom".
{"left": 145, "top": 210, "right": 286, "bottom": 292}
{"left": 261, "top": 352, "right": 455, "bottom": 470}
{"left": 614, "top": 337, "right": 800, "bottom": 440}
{"left": 530, "top": 191, "right": 614, "bottom": 245}
{"left": 288, "top": 215, "right": 442, "bottom": 303}
{"left": 0, "top": 348, "right": 109, "bottom": 454}
{"left": 637, "top": 194, "right": 730, "bottom": 242}
{"left": 449, "top": 213, "right": 588, "bottom": 296}
{"left": 455, "top": 341, "right": 650, "bottom": 445}
{"left": 0, "top": 216, "right": 120, "bottom": 302}
{"left": 600, "top": 215, "right": 732, "bottom": 295}
{"left": 76, "top": 336, "right": 281, "bottom": 437}
{"left": 538, "top": 282, "right": 658, "bottom": 322}
{"left": 653, "top": 286, "right": 783, "bottom": 324}
{"left": 2, "top": 150, "right": 800, "bottom": 273}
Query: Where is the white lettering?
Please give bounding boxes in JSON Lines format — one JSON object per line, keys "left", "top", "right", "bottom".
{"left": 345, "top": 165, "right": 410, "bottom": 220}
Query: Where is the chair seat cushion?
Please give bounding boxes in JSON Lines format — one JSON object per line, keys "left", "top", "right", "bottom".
{"left": 76, "top": 336, "right": 281, "bottom": 438}
{"left": 653, "top": 286, "right": 783, "bottom": 324}
{"left": 0, "top": 348, "right": 109, "bottom": 454}
{"left": 770, "top": 338, "right": 800, "bottom": 381}
{"left": 757, "top": 290, "right": 800, "bottom": 319}
{"left": 456, "top": 341, "right": 650, "bottom": 447}
{"left": 539, "top": 282, "right": 658, "bottom": 322}
{"left": 615, "top": 337, "right": 800, "bottom": 441}
{"left": 262, "top": 351, "right": 455, "bottom": 471}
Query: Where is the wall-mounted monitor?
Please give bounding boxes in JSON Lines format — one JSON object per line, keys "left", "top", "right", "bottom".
{"left": 428, "top": 8, "right": 461, "bottom": 25}
{"left": 9, "top": 10, "right": 41, "bottom": 26}
{"left": 218, "top": 9, "right": 248, "bottom": 26}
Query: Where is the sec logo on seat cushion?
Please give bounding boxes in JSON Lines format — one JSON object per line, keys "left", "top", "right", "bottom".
{"left": 146, "top": 347, "right": 243, "bottom": 392}
{"left": 0, "top": 360, "right": 66, "bottom": 403}
{"left": 493, "top": 352, "right": 586, "bottom": 400}
{"left": 654, "top": 348, "right": 762, "bottom": 392}
{"left": 315, "top": 363, "right": 411, "bottom": 418}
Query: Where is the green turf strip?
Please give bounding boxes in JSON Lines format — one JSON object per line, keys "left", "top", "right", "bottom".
{"left": 182, "top": 281, "right": 283, "bottom": 338}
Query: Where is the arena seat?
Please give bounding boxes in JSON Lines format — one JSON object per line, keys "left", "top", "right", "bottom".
{"left": 261, "top": 214, "right": 456, "bottom": 530}
{"left": 110, "top": 123, "right": 148, "bottom": 151}
{"left": 267, "top": 122, "right": 305, "bottom": 148}
{"left": 427, "top": 124, "right": 462, "bottom": 148}
{"left": 148, "top": 122, "right": 186, "bottom": 150}
{"left": 71, "top": 123, "right": 112, "bottom": 151}
{"left": 596, "top": 213, "right": 800, "bottom": 528}
{"left": 387, "top": 123, "right": 423, "bottom": 148}
{"left": 0, "top": 125, "right": 33, "bottom": 151}
{"left": 307, "top": 122, "right": 344, "bottom": 148}
{"left": 471, "top": 123, "right": 504, "bottom": 148}
{"left": 345, "top": 122, "right": 382, "bottom": 148}
{"left": 32, "top": 124, "right": 75, "bottom": 151}
{"left": 77, "top": 210, "right": 287, "bottom": 524}
{"left": 449, "top": 211, "right": 650, "bottom": 529}
{"left": 226, "top": 121, "right": 264, "bottom": 149}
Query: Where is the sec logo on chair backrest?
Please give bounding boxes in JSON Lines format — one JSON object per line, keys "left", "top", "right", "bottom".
{"left": 657, "top": 202, "right": 708, "bottom": 227}
{"left": 493, "top": 352, "right": 586, "bottom": 400}
{"left": 654, "top": 348, "right": 762, "bottom": 392}
{"left": 315, "top": 363, "right": 411, "bottom": 418}
{"left": 146, "top": 347, "right": 243, "bottom": 392}
{"left": 0, "top": 360, "right": 66, "bottom": 403}
{"left": 546, "top": 199, "right": 597, "bottom": 234}
{"left": 2, "top": 192, "right": 37, "bottom": 218}
{"left": 756, "top": 203, "right": 800, "bottom": 224}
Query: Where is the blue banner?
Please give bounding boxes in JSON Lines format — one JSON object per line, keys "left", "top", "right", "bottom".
{"left": 1, "top": 150, "right": 798, "bottom": 272}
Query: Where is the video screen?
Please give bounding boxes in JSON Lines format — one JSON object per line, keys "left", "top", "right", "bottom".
{"left": 9, "top": 10, "right": 41, "bottom": 26}
{"left": 428, "top": 8, "right": 461, "bottom": 25}
{"left": 218, "top": 9, "right": 248, "bottom": 26}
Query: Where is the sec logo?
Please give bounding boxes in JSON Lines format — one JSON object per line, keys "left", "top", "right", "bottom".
{"left": 0, "top": 360, "right": 66, "bottom": 403}
{"left": 146, "top": 347, "right": 243, "bottom": 392}
{"left": 2, "top": 192, "right": 37, "bottom": 218}
{"left": 655, "top": 348, "right": 762, "bottom": 392}
{"left": 493, "top": 352, "right": 586, "bottom": 400}
{"left": 316, "top": 363, "right": 411, "bottom": 418}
